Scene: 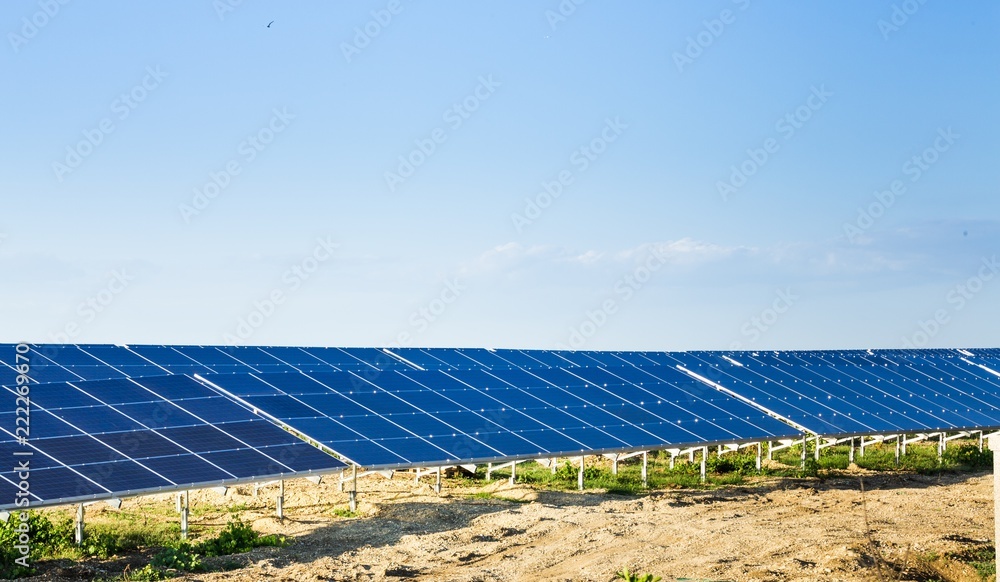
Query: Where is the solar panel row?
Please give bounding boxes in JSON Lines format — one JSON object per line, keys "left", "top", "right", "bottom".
{"left": 3, "top": 344, "right": 999, "bottom": 511}
{"left": 0, "top": 375, "right": 345, "bottom": 510}
{"left": 200, "top": 364, "right": 799, "bottom": 470}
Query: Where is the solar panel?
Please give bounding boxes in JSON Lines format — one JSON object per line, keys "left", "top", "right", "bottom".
{"left": 6, "top": 343, "right": 1000, "bottom": 499}
{"left": 675, "top": 351, "right": 1000, "bottom": 436}
{"left": 202, "top": 368, "right": 800, "bottom": 470}
{"left": 0, "top": 374, "right": 345, "bottom": 510}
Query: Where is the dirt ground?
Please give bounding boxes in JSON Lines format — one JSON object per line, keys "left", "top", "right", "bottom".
{"left": 36, "top": 466, "right": 997, "bottom": 582}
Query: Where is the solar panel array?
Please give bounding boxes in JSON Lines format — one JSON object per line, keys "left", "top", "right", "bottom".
{"left": 2, "top": 344, "right": 999, "bottom": 510}
{"left": 0, "top": 374, "right": 345, "bottom": 510}
{"left": 201, "top": 365, "right": 797, "bottom": 470}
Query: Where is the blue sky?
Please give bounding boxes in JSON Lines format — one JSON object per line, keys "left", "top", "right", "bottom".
{"left": 2, "top": 1, "right": 997, "bottom": 351}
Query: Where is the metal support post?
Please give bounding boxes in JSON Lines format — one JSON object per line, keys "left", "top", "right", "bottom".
{"left": 849, "top": 437, "right": 855, "bottom": 464}
{"left": 277, "top": 480, "right": 284, "bottom": 520}
{"left": 814, "top": 435, "right": 820, "bottom": 461}
{"left": 551, "top": 458, "right": 557, "bottom": 474}
{"left": 75, "top": 504, "right": 84, "bottom": 545}
{"left": 902, "top": 434, "right": 907, "bottom": 456}
{"left": 756, "top": 443, "right": 762, "bottom": 473}
{"left": 436, "top": 467, "right": 442, "bottom": 493}
{"left": 486, "top": 463, "right": 492, "bottom": 481}
{"left": 578, "top": 456, "right": 584, "bottom": 491}
{"left": 800, "top": 435, "right": 807, "bottom": 469}
{"left": 700, "top": 447, "right": 707, "bottom": 483}
{"left": 767, "top": 441, "right": 773, "bottom": 462}
{"left": 349, "top": 465, "right": 358, "bottom": 513}
{"left": 641, "top": 452, "right": 648, "bottom": 487}
{"left": 510, "top": 461, "right": 516, "bottom": 485}
{"left": 894, "top": 438, "right": 900, "bottom": 466}
{"left": 611, "top": 454, "right": 618, "bottom": 475}
{"left": 180, "top": 491, "right": 189, "bottom": 541}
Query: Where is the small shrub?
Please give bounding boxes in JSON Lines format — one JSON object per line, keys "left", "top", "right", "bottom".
{"left": 616, "top": 567, "right": 662, "bottom": 582}
{"left": 81, "top": 530, "right": 121, "bottom": 559}
{"left": 0, "top": 511, "right": 72, "bottom": 578}
{"left": 123, "top": 563, "right": 168, "bottom": 581}
{"left": 151, "top": 542, "right": 203, "bottom": 572}
{"left": 555, "top": 461, "right": 577, "bottom": 481}
{"left": 817, "top": 453, "right": 849, "bottom": 470}
{"left": 195, "top": 519, "right": 288, "bottom": 558}
{"left": 943, "top": 444, "right": 991, "bottom": 470}
{"left": 706, "top": 453, "right": 758, "bottom": 475}
{"left": 195, "top": 520, "right": 259, "bottom": 557}
{"left": 797, "top": 457, "right": 819, "bottom": 478}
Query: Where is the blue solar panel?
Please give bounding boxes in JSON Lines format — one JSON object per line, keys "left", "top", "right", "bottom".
{"left": 79, "top": 345, "right": 153, "bottom": 367}
{"left": 126, "top": 345, "right": 197, "bottom": 366}
{"left": 0, "top": 374, "right": 345, "bottom": 510}
{"left": 203, "top": 367, "right": 800, "bottom": 470}
{"left": 7, "top": 342, "right": 1000, "bottom": 504}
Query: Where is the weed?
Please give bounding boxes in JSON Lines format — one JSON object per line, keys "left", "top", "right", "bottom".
{"left": 195, "top": 519, "right": 287, "bottom": 557}
{"left": 943, "top": 444, "right": 991, "bottom": 470}
{"left": 0, "top": 511, "right": 69, "bottom": 578}
{"left": 121, "top": 563, "right": 168, "bottom": 581}
{"left": 948, "top": 544, "right": 995, "bottom": 579}
{"left": 151, "top": 542, "right": 203, "bottom": 572}
{"left": 616, "top": 567, "right": 662, "bottom": 582}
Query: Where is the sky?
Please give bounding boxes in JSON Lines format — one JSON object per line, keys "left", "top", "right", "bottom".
{"left": 1, "top": 1, "right": 998, "bottom": 351}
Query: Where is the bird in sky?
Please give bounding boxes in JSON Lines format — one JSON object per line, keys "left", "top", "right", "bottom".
{"left": 266, "top": 20, "right": 274, "bottom": 28}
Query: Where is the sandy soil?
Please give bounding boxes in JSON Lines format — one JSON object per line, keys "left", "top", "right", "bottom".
{"left": 35, "top": 466, "right": 997, "bottom": 582}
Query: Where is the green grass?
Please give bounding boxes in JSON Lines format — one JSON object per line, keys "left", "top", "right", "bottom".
{"left": 481, "top": 456, "right": 761, "bottom": 494}
{"left": 948, "top": 544, "right": 995, "bottom": 579}
{"left": 0, "top": 512, "right": 286, "bottom": 579}
{"left": 330, "top": 508, "right": 359, "bottom": 518}
{"left": 768, "top": 440, "right": 987, "bottom": 476}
